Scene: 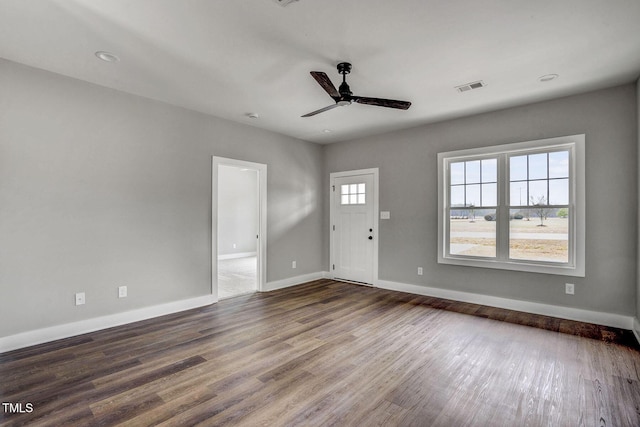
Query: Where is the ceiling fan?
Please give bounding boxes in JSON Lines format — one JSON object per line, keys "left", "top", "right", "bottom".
{"left": 301, "top": 62, "right": 411, "bottom": 117}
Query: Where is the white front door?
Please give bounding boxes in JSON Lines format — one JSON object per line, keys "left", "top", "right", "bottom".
{"left": 332, "top": 171, "right": 376, "bottom": 284}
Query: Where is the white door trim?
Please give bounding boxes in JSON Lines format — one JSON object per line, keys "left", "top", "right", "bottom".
{"left": 212, "top": 156, "right": 267, "bottom": 300}
{"left": 329, "top": 168, "right": 379, "bottom": 285}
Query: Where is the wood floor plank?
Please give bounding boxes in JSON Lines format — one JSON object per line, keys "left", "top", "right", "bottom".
{"left": 1, "top": 280, "right": 639, "bottom": 426}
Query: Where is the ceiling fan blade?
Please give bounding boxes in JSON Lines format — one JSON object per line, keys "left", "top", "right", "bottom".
{"left": 310, "top": 71, "right": 340, "bottom": 99}
{"left": 301, "top": 103, "right": 340, "bottom": 117}
{"left": 354, "top": 97, "right": 411, "bottom": 110}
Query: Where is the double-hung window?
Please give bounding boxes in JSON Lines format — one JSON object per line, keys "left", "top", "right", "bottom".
{"left": 438, "top": 134, "right": 585, "bottom": 276}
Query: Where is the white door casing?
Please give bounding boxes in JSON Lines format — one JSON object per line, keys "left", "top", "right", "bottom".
{"left": 330, "top": 169, "right": 379, "bottom": 285}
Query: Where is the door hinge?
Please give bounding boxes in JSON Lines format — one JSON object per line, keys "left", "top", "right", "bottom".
{"left": 332, "top": 185, "right": 335, "bottom": 192}
{"left": 332, "top": 225, "right": 335, "bottom": 231}
{"left": 332, "top": 264, "right": 335, "bottom": 270}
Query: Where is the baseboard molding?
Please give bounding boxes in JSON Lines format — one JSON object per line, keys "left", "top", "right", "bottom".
{"left": 218, "top": 252, "right": 256, "bottom": 260}
{"left": 634, "top": 317, "right": 640, "bottom": 344}
{"left": 0, "top": 294, "right": 216, "bottom": 354}
{"left": 5, "top": 277, "right": 631, "bottom": 353}
{"left": 264, "top": 271, "right": 330, "bottom": 292}
{"left": 376, "top": 279, "right": 635, "bottom": 330}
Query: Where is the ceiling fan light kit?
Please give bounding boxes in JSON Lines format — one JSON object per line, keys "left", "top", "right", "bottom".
{"left": 302, "top": 62, "right": 411, "bottom": 117}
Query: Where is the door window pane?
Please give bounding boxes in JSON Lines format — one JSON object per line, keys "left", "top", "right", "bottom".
{"left": 340, "top": 182, "right": 366, "bottom": 205}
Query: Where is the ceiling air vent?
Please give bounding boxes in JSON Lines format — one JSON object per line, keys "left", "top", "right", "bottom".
{"left": 272, "top": 0, "right": 299, "bottom": 6}
{"left": 455, "top": 81, "right": 486, "bottom": 93}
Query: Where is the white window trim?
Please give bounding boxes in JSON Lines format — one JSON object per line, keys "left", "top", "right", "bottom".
{"left": 437, "top": 134, "right": 585, "bottom": 277}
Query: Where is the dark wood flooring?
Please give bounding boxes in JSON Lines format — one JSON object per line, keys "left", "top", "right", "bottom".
{"left": 1, "top": 279, "right": 639, "bottom": 426}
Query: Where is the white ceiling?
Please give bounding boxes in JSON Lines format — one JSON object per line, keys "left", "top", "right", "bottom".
{"left": 1, "top": 0, "right": 639, "bottom": 144}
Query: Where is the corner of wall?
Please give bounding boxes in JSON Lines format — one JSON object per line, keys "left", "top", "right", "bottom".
{"left": 637, "top": 76, "right": 640, "bottom": 334}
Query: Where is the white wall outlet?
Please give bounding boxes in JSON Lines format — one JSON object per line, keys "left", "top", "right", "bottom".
{"left": 417, "top": 267, "right": 423, "bottom": 276}
{"left": 565, "top": 283, "right": 575, "bottom": 295}
{"left": 118, "top": 285, "right": 127, "bottom": 298}
{"left": 233, "top": 243, "right": 237, "bottom": 249}
{"left": 75, "top": 292, "right": 85, "bottom": 306}
{"left": 292, "top": 260, "right": 296, "bottom": 269}
{"left": 380, "top": 211, "right": 391, "bottom": 219}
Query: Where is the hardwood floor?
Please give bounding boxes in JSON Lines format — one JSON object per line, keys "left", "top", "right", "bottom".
{"left": 1, "top": 279, "right": 639, "bottom": 426}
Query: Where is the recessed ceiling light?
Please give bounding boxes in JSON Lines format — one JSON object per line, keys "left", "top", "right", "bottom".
{"left": 323, "top": 129, "right": 332, "bottom": 133}
{"left": 95, "top": 51, "right": 120, "bottom": 62}
{"left": 247, "top": 113, "right": 260, "bottom": 119}
{"left": 538, "top": 74, "right": 559, "bottom": 82}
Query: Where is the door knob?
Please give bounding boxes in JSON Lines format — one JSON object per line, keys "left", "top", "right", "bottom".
{"left": 368, "top": 236, "right": 373, "bottom": 240}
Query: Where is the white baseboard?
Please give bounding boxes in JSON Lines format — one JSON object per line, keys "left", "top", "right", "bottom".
{"left": 376, "top": 279, "right": 635, "bottom": 330}
{"left": 218, "top": 252, "right": 257, "bottom": 260}
{"left": 0, "top": 294, "right": 216, "bottom": 354}
{"left": 264, "top": 271, "right": 330, "bottom": 292}
{"left": 4, "top": 276, "right": 633, "bottom": 353}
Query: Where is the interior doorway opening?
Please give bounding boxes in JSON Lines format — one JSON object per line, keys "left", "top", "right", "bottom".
{"left": 218, "top": 165, "right": 258, "bottom": 298}
{"left": 212, "top": 157, "right": 267, "bottom": 301}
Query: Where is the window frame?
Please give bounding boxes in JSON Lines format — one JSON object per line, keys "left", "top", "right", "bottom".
{"left": 437, "top": 134, "right": 585, "bottom": 277}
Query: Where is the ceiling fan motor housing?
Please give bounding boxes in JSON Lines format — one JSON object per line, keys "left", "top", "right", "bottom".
{"left": 337, "top": 62, "right": 352, "bottom": 75}
{"left": 337, "top": 62, "right": 353, "bottom": 102}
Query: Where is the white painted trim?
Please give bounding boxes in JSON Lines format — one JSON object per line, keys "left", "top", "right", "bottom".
{"left": 212, "top": 157, "right": 267, "bottom": 301}
{"left": 217, "top": 252, "right": 257, "bottom": 260}
{"left": 0, "top": 295, "right": 215, "bottom": 353}
{"left": 329, "top": 168, "right": 379, "bottom": 285}
{"left": 263, "top": 271, "right": 330, "bottom": 292}
{"left": 376, "top": 279, "right": 634, "bottom": 330}
{"left": 634, "top": 317, "right": 640, "bottom": 344}
{"left": 437, "top": 134, "right": 586, "bottom": 277}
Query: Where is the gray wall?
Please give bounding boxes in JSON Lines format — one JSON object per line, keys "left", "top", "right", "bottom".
{"left": 637, "top": 78, "right": 640, "bottom": 324}
{"left": 218, "top": 165, "right": 258, "bottom": 256}
{"left": 0, "top": 59, "right": 324, "bottom": 337}
{"left": 325, "top": 84, "right": 638, "bottom": 316}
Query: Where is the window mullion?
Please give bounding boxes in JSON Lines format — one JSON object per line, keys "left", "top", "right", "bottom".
{"left": 496, "top": 153, "right": 509, "bottom": 261}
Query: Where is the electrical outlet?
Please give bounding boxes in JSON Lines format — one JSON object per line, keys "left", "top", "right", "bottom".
{"left": 292, "top": 261, "right": 296, "bottom": 269}
{"left": 565, "top": 283, "right": 575, "bottom": 295}
{"left": 75, "top": 292, "right": 85, "bottom": 306}
{"left": 233, "top": 243, "right": 237, "bottom": 249}
{"left": 417, "top": 267, "right": 423, "bottom": 276}
{"left": 118, "top": 286, "right": 127, "bottom": 298}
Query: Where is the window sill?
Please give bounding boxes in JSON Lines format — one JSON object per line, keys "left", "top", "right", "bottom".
{"left": 438, "top": 255, "right": 585, "bottom": 277}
